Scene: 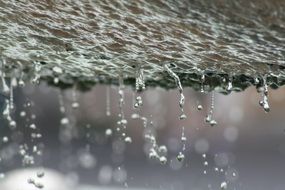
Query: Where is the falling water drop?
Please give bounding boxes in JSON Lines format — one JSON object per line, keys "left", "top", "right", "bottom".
{"left": 159, "top": 156, "right": 167, "bottom": 164}
{"left": 197, "top": 104, "right": 203, "bottom": 111}
{"left": 177, "top": 152, "right": 185, "bottom": 162}
{"left": 158, "top": 145, "right": 168, "bottom": 154}
{"left": 117, "top": 75, "right": 128, "bottom": 139}
{"left": 124, "top": 136, "right": 132, "bottom": 143}
{"left": 105, "top": 129, "right": 113, "bottom": 136}
{"left": 220, "top": 181, "right": 228, "bottom": 189}
{"left": 71, "top": 86, "right": 79, "bottom": 109}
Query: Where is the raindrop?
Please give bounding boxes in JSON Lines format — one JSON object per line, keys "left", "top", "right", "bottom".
{"left": 124, "top": 136, "right": 132, "bottom": 143}
{"left": 159, "top": 156, "right": 167, "bottom": 164}
{"left": 197, "top": 104, "right": 203, "bottom": 111}
{"left": 105, "top": 129, "right": 113, "bottom": 136}
{"left": 2, "top": 136, "right": 9, "bottom": 143}
{"left": 220, "top": 181, "right": 227, "bottom": 189}
{"left": 176, "top": 152, "right": 185, "bottom": 162}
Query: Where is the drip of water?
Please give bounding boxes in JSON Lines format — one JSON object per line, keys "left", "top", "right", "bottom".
{"left": 201, "top": 74, "right": 205, "bottom": 93}
{"left": 58, "top": 91, "right": 66, "bottom": 114}
{"left": 164, "top": 64, "right": 186, "bottom": 119}
{"left": 259, "top": 75, "right": 270, "bottom": 112}
{"left": 32, "top": 62, "right": 42, "bottom": 84}
{"left": 205, "top": 92, "right": 217, "bottom": 126}
{"left": 106, "top": 86, "right": 111, "bottom": 116}
{"left": 220, "top": 181, "right": 228, "bottom": 189}
{"left": 134, "top": 66, "right": 145, "bottom": 109}
{"left": 177, "top": 126, "right": 186, "bottom": 162}
{"left": 1, "top": 73, "right": 9, "bottom": 95}
{"left": 71, "top": 87, "right": 79, "bottom": 109}
{"left": 227, "top": 76, "right": 233, "bottom": 92}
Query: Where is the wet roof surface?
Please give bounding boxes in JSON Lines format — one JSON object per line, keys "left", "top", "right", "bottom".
{"left": 0, "top": 0, "right": 285, "bottom": 91}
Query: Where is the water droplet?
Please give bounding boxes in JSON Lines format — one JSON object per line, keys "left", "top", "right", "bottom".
{"left": 159, "top": 156, "right": 167, "bottom": 164}
{"left": 158, "top": 145, "right": 167, "bottom": 153}
{"left": 197, "top": 104, "right": 203, "bottom": 111}
{"left": 60, "top": 117, "right": 69, "bottom": 125}
{"left": 2, "top": 136, "right": 8, "bottom": 143}
{"left": 37, "top": 171, "right": 45, "bottom": 178}
{"left": 177, "top": 152, "right": 185, "bottom": 162}
{"left": 52, "top": 66, "right": 63, "bottom": 74}
{"left": 105, "top": 129, "right": 113, "bottom": 136}
{"left": 220, "top": 181, "right": 227, "bottom": 189}
{"left": 124, "top": 136, "right": 132, "bottom": 143}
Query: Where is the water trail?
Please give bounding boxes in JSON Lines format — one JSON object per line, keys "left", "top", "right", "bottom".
{"left": 205, "top": 92, "right": 217, "bottom": 126}
{"left": 164, "top": 64, "right": 186, "bottom": 119}
{"left": 134, "top": 65, "right": 145, "bottom": 109}
{"left": 202, "top": 153, "right": 208, "bottom": 175}
{"left": 117, "top": 76, "right": 131, "bottom": 143}
{"left": 106, "top": 86, "right": 111, "bottom": 116}
{"left": 259, "top": 75, "right": 270, "bottom": 112}
{"left": 132, "top": 113, "right": 168, "bottom": 164}
{"left": 177, "top": 126, "right": 186, "bottom": 162}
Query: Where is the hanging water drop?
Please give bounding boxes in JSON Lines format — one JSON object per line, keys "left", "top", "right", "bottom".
{"left": 227, "top": 76, "right": 233, "bottom": 92}
{"left": 259, "top": 75, "right": 270, "bottom": 113}
{"left": 106, "top": 86, "right": 111, "bottom": 116}
{"left": 201, "top": 74, "right": 205, "bottom": 93}
{"left": 32, "top": 62, "right": 42, "bottom": 84}
{"left": 134, "top": 65, "right": 145, "bottom": 109}
{"left": 205, "top": 92, "right": 217, "bottom": 126}
{"left": 164, "top": 64, "right": 186, "bottom": 119}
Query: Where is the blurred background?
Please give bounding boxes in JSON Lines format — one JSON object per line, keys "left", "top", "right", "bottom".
{"left": 0, "top": 83, "right": 285, "bottom": 190}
